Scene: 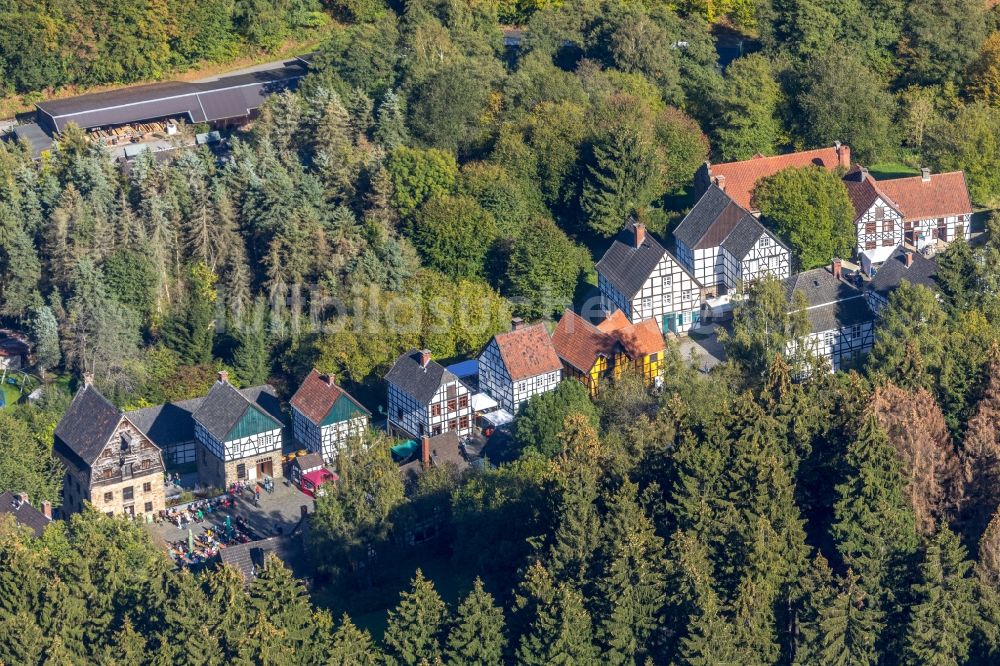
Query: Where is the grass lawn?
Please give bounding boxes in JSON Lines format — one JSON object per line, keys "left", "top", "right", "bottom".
{"left": 867, "top": 162, "right": 921, "bottom": 180}
{"left": 312, "top": 548, "right": 482, "bottom": 640}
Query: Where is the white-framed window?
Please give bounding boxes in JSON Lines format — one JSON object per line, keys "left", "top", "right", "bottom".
{"left": 824, "top": 331, "right": 835, "bottom": 346}
{"left": 851, "top": 324, "right": 861, "bottom": 339}
{"left": 760, "top": 236, "right": 770, "bottom": 247}
{"left": 662, "top": 275, "right": 672, "bottom": 289}
{"left": 664, "top": 293, "right": 672, "bottom": 305}
{"left": 642, "top": 297, "right": 653, "bottom": 310}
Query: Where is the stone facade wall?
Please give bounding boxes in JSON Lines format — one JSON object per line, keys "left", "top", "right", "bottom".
{"left": 198, "top": 441, "right": 284, "bottom": 489}
{"left": 90, "top": 472, "right": 166, "bottom": 518}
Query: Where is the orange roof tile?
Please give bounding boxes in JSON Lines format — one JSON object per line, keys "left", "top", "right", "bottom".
{"left": 614, "top": 318, "right": 666, "bottom": 358}
{"left": 552, "top": 310, "right": 617, "bottom": 373}
{"left": 289, "top": 369, "right": 369, "bottom": 426}
{"left": 874, "top": 171, "right": 972, "bottom": 223}
{"left": 553, "top": 310, "right": 665, "bottom": 373}
{"left": 709, "top": 145, "right": 851, "bottom": 210}
{"left": 493, "top": 323, "right": 563, "bottom": 381}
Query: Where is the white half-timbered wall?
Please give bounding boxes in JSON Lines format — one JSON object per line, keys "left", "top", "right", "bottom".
{"left": 479, "top": 339, "right": 561, "bottom": 414}
{"left": 904, "top": 213, "right": 971, "bottom": 248}
{"left": 598, "top": 272, "right": 632, "bottom": 320}
{"left": 292, "top": 407, "right": 369, "bottom": 464}
{"left": 194, "top": 421, "right": 282, "bottom": 463}
{"left": 388, "top": 378, "right": 473, "bottom": 440}
{"left": 627, "top": 253, "right": 701, "bottom": 334}
{"left": 738, "top": 234, "right": 790, "bottom": 285}
{"left": 785, "top": 318, "right": 875, "bottom": 372}
{"left": 677, "top": 241, "right": 724, "bottom": 292}
{"left": 856, "top": 198, "right": 904, "bottom": 265}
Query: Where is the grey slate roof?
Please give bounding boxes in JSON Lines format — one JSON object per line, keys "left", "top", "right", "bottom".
{"left": 53, "top": 385, "right": 123, "bottom": 466}
{"left": 385, "top": 350, "right": 458, "bottom": 404}
{"left": 674, "top": 185, "right": 738, "bottom": 250}
{"left": 219, "top": 535, "right": 307, "bottom": 585}
{"left": 126, "top": 397, "right": 203, "bottom": 448}
{"left": 10, "top": 123, "right": 53, "bottom": 158}
{"left": 291, "top": 452, "right": 324, "bottom": 471}
{"left": 720, "top": 216, "right": 765, "bottom": 258}
{"left": 192, "top": 381, "right": 282, "bottom": 443}
{"left": 674, "top": 185, "right": 786, "bottom": 259}
{"left": 597, "top": 220, "right": 698, "bottom": 299}
{"left": 868, "top": 247, "right": 939, "bottom": 299}
{"left": 0, "top": 492, "right": 50, "bottom": 537}
{"left": 783, "top": 267, "right": 874, "bottom": 334}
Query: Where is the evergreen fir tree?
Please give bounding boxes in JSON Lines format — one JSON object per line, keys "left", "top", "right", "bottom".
{"left": 383, "top": 569, "right": 448, "bottom": 666}
{"left": 29, "top": 304, "right": 61, "bottom": 373}
{"left": 816, "top": 571, "right": 881, "bottom": 666}
{"left": 516, "top": 581, "right": 600, "bottom": 666}
{"left": 444, "top": 578, "right": 507, "bottom": 666}
{"left": 903, "top": 525, "right": 978, "bottom": 666}
{"left": 247, "top": 555, "right": 316, "bottom": 658}
{"left": 232, "top": 303, "right": 270, "bottom": 386}
{"left": 329, "top": 613, "right": 380, "bottom": 666}
{"left": 597, "top": 480, "right": 667, "bottom": 664}
{"left": 832, "top": 411, "right": 919, "bottom": 608}
{"left": 42, "top": 634, "right": 75, "bottom": 666}
{"left": 793, "top": 555, "right": 837, "bottom": 665}
{"left": 100, "top": 616, "right": 148, "bottom": 665}
{"left": 0, "top": 611, "right": 46, "bottom": 666}
{"left": 375, "top": 89, "right": 409, "bottom": 150}
{"left": 161, "top": 262, "right": 218, "bottom": 365}
{"left": 675, "top": 587, "right": 740, "bottom": 666}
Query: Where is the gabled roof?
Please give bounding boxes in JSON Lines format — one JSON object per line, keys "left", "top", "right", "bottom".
{"left": 127, "top": 397, "right": 203, "bottom": 449}
{"left": 842, "top": 168, "right": 902, "bottom": 219}
{"left": 552, "top": 310, "right": 665, "bottom": 373}
{"left": 219, "top": 535, "right": 307, "bottom": 585}
{"left": 675, "top": 186, "right": 785, "bottom": 259}
{"left": 290, "top": 369, "right": 370, "bottom": 427}
{"left": 54, "top": 384, "right": 124, "bottom": 466}
{"left": 290, "top": 452, "right": 324, "bottom": 471}
{"left": 720, "top": 216, "right": 766, "bottom": 258}
{"left": 552, "top": 310, "right": 618, "bottom": 373}
{"left": 0, "top": 492, "right": 49, "bottom": 537}
{"left": 875, "top": 171, "right": 973, "bottom": 222}
{"left": 385, "top": 350, "right": 459, "bottom": 405}
{"left": 707, "top": 145, "right": 850, "bottom": 210}
{"left": 783, "top": 267, "right": 873, "bottom": 333}
{"left": 868, "top": 247, "right": 939, "bottom": 299}
{"left": 491, "top": 324, "right": 563, "bottom": 381}
{"left": 597, "top": 221, "right": 677, "bottom": 300}
{"left": 193, "top": 380, "right": 282, "bottom": 443}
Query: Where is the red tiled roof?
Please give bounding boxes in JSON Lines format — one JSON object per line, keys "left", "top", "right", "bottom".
{"left": 709, "top": 145, "right": 851, "bottom": 210}
{"left": 493, "top": 323, "right": 562, "bottom": 381}
{"left": 874, "top": 171, "right": 972, "bottom": 223}
{"left": 595, "top": 310, "right": 631, "bottom": 333}
{"left": 552, "top": 310, "right": 617, "bottom": 373}
{"left": 614, "top": 318, "right": 666, "bottom": 358}
{"left": 842, "top": 168, "right": 902, "bottom": 219}
{"left": 289, "top": 369, "right": 369, "bottom": 426}
{"left": 552, "top": 310, "right": 665, "bottom": 373}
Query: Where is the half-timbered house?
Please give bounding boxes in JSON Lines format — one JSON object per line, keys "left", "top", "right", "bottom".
{"left": 844, "top": 167, "right": 973, "bottom": 272}
{"left": 694, "top": 143, "right": 852, "bottom": 213}
{"left": 478, "top": 319, "right": 562, "bottom": 414}
{"left": 674, "top": 185, "right": 790, "bottom": 295}
{"left": 385, "top": 350, "right": 474, "bottom": 440}
{"left": 193, "top": 372, "right": 286, "bottom": 489}
{"left": 596, "top": 220, "right": 703, "bottom": 334}
{"left": 54, "top": 380, "right": 166, "bottom": 518}
{"left": 864, "top": 246, "right": 940, "bottom": 314}
{"left": 842, "top": 167, "right": 906, "bottom": 271}
{"left": 290, "top": 369, "right": 370, "bottom": 464}
{"left": 551, "top": 310, "right": 665, "bottom": 395}
{"left": 782, "top": 261, "right": 875, "bottom": 372}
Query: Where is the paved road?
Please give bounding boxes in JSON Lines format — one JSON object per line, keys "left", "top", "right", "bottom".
{"left": 676, "top": 324, "right": 726, "bottom": 372}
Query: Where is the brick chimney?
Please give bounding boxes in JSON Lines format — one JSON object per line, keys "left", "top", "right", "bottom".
{"left": 82, "top": 372, "right": 94, "bottom": 387}
{"left": 835, "top": 141, "right": 851, "bottom": 169}
{"left": 858, "top": 166, "right": 868, "bottom": 182}
{"left": 40, "top": 500, "right": 52, "bottom": 520}
{"left": 14, "top": 492, "right": 27, "bottom": 508}
{"left": 634, "top": 223, "right": 646, "bottom": 248}
{"left": 511, "top": 317, "right": 524, "bottom": 331}
{"left": 421, "top": 436, "right": 431, "bottom": 469}
{"left": 832, "top": 257, "right": 842, "bottom": 280}
{"left": 921, "top": 167, "right": 931, "bottom": 182}
{"left": 320, "top": 372, "right": 335, "bottom": 386}
{"left": 715, "top": 174, "right": 726, "bottom": 191}
{"left": 418, "top": 349, "right": 431, "bottom": 368}
{"left": 217, "top": 370, "right": 229, "bottom": 384}
{"left": 905, "top": 251, "right": 914, "bottom": 268}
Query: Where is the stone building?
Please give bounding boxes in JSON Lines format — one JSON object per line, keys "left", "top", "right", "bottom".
{"left": 54, "top": 381, "right": 166, "bottom": 519}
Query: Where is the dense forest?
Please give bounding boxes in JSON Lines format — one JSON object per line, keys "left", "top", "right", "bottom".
{"left": 3, "top": 0, "right": 1000, "bottom": 663}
